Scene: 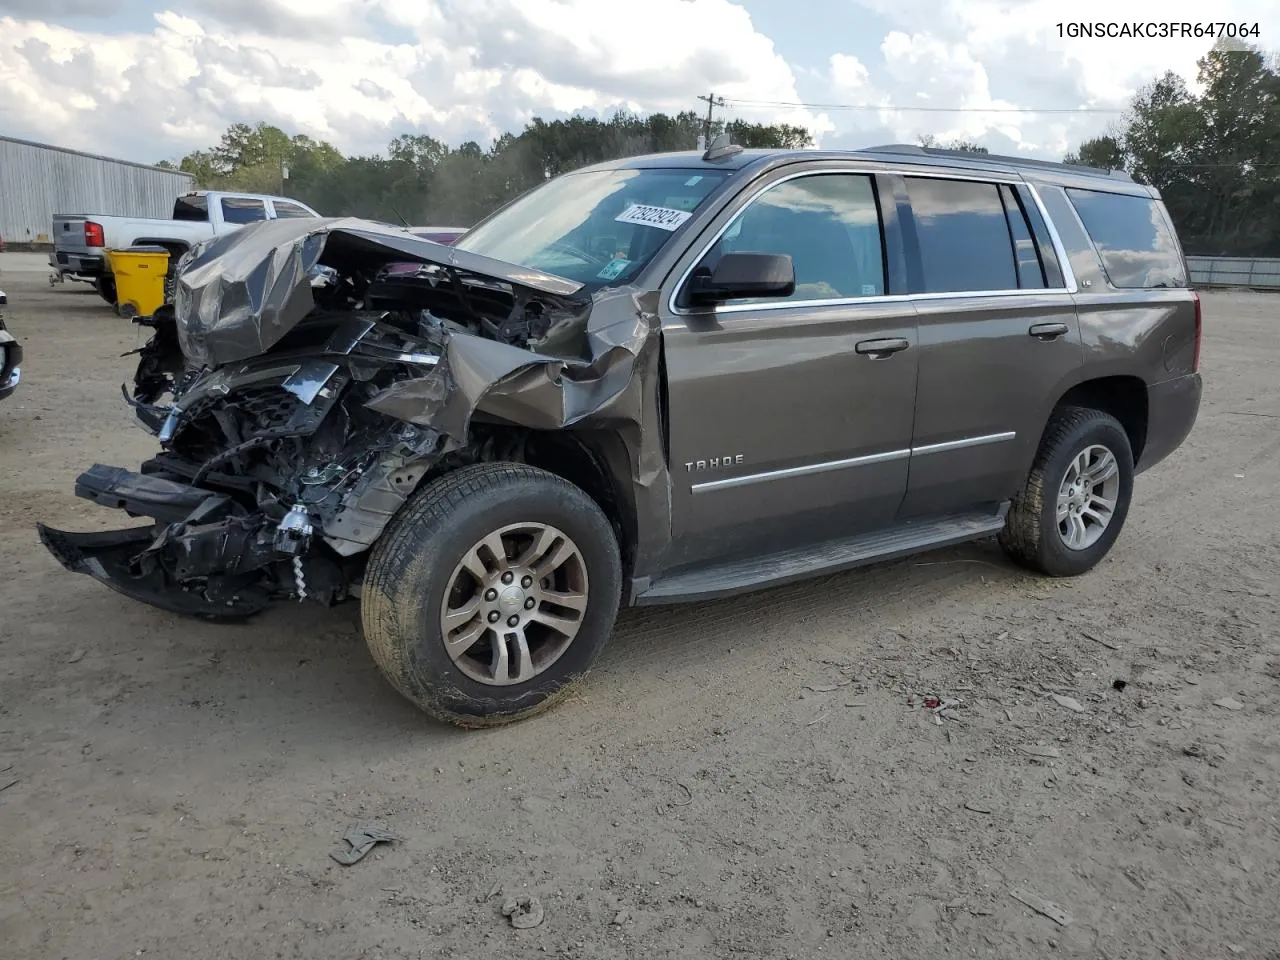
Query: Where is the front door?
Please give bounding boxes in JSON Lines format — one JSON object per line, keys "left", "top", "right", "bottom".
{"left": 659, "top": 168, "right": 920, "bottom": 570}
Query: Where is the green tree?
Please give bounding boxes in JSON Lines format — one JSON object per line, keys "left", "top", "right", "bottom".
{"left": 918, "top": 134, "right": 988, "bottom": 152}
{"left": 169, "top": 110, "right": 817, "bottom": 228}
{"left": 177, "top": 149, "right": 224, "bottom": 188}
{"left": 1064, "top": 135, "right": 1125, "bottom": 170}
{"left": 724, "top": 119, "right": 814, "bottom": 149}
{"left": 1064, "top": 41, "right": 1280, "bottom": 256}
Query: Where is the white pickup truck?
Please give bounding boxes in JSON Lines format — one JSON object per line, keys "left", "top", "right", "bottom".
{"left": 50, "top": 190, "right": 320, "bottom": 303}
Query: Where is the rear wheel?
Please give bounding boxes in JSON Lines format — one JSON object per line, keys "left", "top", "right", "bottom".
{"left": 998, "top": 406, "right": 1134, "bottom": 577}
{"left": 95, "top": 276, "right": 116, "bottom": 305}
{"left": 361, "top": 462, "right": 622, "bottom": 728}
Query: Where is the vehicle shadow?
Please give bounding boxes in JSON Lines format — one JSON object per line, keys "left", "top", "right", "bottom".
{"left": 606, "top": 537, "right": 1030, "bottom": 663}
{"left": 10, "top": 535, "right": 1033, "bottom": 757}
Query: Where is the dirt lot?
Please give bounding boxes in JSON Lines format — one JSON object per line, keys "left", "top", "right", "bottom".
{"left": 0, "top": 258, "right": 1277, "bottom": 960}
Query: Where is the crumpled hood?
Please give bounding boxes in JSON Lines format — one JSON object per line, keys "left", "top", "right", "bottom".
{"left": 153, "top": 213, "right": 672, "bottom": 569}
{"left": 173, "top": 216, "right": 586, "bottom": 368}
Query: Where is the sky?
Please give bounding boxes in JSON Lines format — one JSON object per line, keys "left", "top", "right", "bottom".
{"left": 1, "top": 0, "right": 1277, "bottom": 166}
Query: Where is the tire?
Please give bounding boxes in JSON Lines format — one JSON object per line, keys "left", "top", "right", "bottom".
{"left": 998, "top": 406, "right": 1135, "bottom": 577}
{"left": 95, "top": 276, "right": 117, "bottom": 305}
{"left": 360, "top": 462, "right": 622, "bottom": 728}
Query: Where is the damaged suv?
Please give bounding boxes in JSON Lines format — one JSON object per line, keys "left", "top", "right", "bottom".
{"left": 39, "top": 139, "right": 1202, "bottom": 727}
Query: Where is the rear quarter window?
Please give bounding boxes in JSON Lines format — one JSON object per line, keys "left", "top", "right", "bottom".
{"left": 272, "top": 201, "right": 315, "bottom": 219}
{"left": 1065, "top": 188, "right": 1186, "bottom": 289}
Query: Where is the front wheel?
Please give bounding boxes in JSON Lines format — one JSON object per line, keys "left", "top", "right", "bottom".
{"left": 998, "top": 406, "right": 1135, "bottom": 577}
{"left": 360, "top": 462, "right": 622, "bottom": 728}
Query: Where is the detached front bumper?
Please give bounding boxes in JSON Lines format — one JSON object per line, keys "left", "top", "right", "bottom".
{"left": 38, "top": 524, "right": 271, "bottom": 619}
{"left": 38, "top": 464, "right": 344, "bottom": 619}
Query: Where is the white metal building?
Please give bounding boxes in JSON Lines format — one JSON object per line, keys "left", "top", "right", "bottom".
{"left": 0, "top": 136, "right": 195, "bottom": 248}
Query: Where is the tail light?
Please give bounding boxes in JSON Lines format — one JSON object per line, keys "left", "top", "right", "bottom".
{"left": 84, "top": 221, "right": 105, "bottom": 247}
{"left": 1192, "top": 290, "right": 1202, "bottom": 373}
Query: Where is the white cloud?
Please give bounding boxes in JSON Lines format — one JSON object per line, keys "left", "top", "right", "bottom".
{"left": 826, "top": 36, "right": 1033, "bottom": 152}
{"left": 0, "top": 0, "right": 829, "bottom": 163}
{"left": 2, "top": 0, "right": 1276, "bottom": 166}
{"left": 831, "top": 0, "right": 1280, "bottom": 156}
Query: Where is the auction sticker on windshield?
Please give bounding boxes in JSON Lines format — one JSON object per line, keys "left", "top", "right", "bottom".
{"left": 615, "top": 204, "right": 692, "bottom": 231}
{"left": 597, "top": 258, "right": 631, "bottom": 280}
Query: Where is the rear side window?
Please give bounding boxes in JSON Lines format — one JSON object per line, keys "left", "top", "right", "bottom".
{"left": 272, "top": 201, "right": 314, "bottom": 219}
{"left": 699, "top": 172, "right": 887, "bottom": 304}
{"left": 1065, "top": 188, "right": 1186, "bottom": 288}
{"left": 173, "top": 195, "right": 208, "bottom": 222}
{"left": 220, "top": 197, "right": 268, "bottom": 225}
{"left": 904, "top": 178, "right": 1019, "bottom": 293}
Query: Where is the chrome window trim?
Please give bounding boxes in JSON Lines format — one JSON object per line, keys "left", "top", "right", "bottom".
{"left": 699, "top": 286, "right": 1076, "bottom": 318}
{"left": 666, "top": 168, "right": 1078, "bottom": 319}
{"left": 690, "top": 432, "right": 1017, "bottom": 493}
{"left": 1027, "top": 183, "right": 1080, "bottom": 293}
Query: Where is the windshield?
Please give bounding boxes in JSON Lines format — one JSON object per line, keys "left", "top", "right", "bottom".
{"left": 454, "top": 167, "right": 730, "bottom": 288}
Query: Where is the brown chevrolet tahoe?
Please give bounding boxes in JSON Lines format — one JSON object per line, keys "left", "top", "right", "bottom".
{"left": 38, "top": 138, "right": 1203, "bottom": 727}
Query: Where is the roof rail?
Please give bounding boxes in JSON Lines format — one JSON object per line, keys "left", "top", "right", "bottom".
{"left": 703, "top": 132, "right": 744, "bottom": 163}
{"left": 858, "top": 143, "right": 1133, "bottom": 182}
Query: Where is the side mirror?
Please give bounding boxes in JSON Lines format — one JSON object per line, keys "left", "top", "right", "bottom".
{"left": 688, "top": 252, "right": 795, "bottom": 303}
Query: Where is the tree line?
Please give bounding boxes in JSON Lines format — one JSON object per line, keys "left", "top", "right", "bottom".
{"left": 1065, "top": 41, "right": 1279, "bottom": 257}
{"left": 161, "top": 40, "right": 1276, "bottom": 257}
{"left": 158, "top": 112, "right": 813, "bottom": 227}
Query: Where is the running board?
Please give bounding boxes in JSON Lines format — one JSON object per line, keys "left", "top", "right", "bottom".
{"left": 635, "top": 505, "right": 1010, "bottom": 605}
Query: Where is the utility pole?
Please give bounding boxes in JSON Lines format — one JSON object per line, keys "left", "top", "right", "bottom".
{"left": 696, "top": 92, "right": 726, "bottom": 150}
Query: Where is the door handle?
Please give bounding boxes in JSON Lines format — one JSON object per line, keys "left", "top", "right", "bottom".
{"left": 855, "top": 337, "right": 910, "bottom": 358}
{"left": 1028, "top": 322, "right": 1069, "bottom": 341}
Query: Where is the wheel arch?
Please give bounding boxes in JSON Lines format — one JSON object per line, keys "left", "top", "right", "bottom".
{"left": 416, "top": 425, "right": 639, "bottom": 581}
{"left": 1051, "top": 375, "right": 1148, "bottom": 464}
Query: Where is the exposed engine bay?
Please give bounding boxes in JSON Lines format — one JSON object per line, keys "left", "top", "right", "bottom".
{"left": 38, "top": 217, "right": 663, "bottom": 619}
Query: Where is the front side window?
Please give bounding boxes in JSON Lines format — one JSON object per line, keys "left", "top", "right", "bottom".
{"left": 220, "top": 197, "right": 268, "bottom": 225}
{"left": 696, "top": 173, "right": 887, "bottom": 304}
{"left": 904, "top": 177, "right": 1019, "bottom": 293}
{"left": 454, "top": 168, "right": 730, "bottom": 289}
{"left": 1065, "top": 188, "right": 1186, "bottom": 289}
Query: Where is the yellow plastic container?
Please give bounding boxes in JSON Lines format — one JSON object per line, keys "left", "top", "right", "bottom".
{"left": 105, "top": 246, "right": 170, "bottom": 319}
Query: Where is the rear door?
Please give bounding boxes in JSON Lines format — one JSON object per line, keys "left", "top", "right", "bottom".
{"left": 659, "top": 166, "right": 919, "bottom": 569}
{"left": 894, "top": 173, "right": 1083, "bottom": 517}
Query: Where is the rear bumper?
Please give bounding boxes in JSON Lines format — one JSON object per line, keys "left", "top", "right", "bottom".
{"left": 1137, "top": 373, "right": 1202, "bottom": 474}
{"left": 50, "top": 252, "right": 106, "bottom": 276}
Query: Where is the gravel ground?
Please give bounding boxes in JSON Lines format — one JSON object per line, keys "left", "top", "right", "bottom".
{"left": 1, "top": 257, "right": 1277, "bottom": 960}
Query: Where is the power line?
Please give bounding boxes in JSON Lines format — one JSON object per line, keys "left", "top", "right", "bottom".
{"left": 696, "top": 92, "right": 727, "bottom": 146}
{"left": 721, "top": 97, "right": 1127, "bottom": 115}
